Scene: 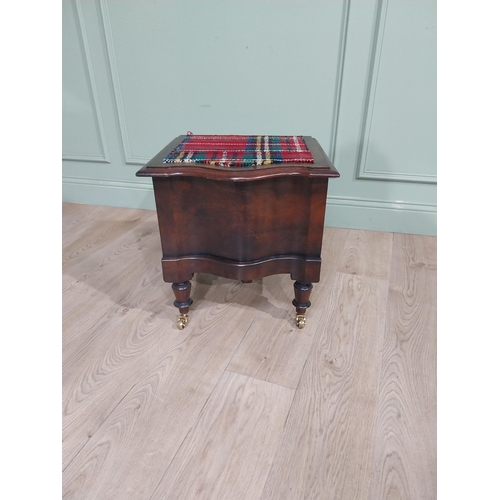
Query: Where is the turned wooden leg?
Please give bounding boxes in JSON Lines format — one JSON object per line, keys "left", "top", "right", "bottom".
{"left": 292, "top": 281, "right": 313, "bottom": 329}
{"left": 172, "top": 281, "right": 193, "bottom": 330}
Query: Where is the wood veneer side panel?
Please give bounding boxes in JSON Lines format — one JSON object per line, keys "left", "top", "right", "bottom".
{"left": 161, "top": 255, "right": 321, "bottom": 284}
{"left": 153, "top": 176, "right": 323, "bottom": 263}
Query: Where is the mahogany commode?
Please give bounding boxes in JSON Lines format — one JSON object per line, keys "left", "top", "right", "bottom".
{"left": 136, "top": 134, "right": 340, "bottom": 329}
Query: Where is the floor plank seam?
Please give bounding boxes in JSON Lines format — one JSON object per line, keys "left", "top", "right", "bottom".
{"left": 224, "top": 369, "right": 297, "bottom": 392}
{"left": 146, "top": 355, "right": 231, "bottom": 500}
{"left": 223, "top": 315, "right": 257, "bottom": 373}
{"left": 255, "top": 298, "right": 336, "bottom": 497}
{"left": 364, "top": 322, "right": 389, "bottom": 497}
{"left": 257, "top": 369, "right": 303, "bottom": 500}
{"left": 146, "top": 420, "right": 197, "bottom": 500}
{"left": 63, "top": 205, "right": 436, "bottom": 500}
{"left": 62, "top": 382, "right": 138, "bottom": 473}
{"left": 330, "top": 270, "right": 393, "bottom": 282}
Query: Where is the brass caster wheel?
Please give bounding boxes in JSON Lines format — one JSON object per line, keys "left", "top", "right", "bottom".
{"left": 177, "top": 314, "right": 189, "bottom": 330}
{"left": 296, "top": 314, "right": 306, "bottom": 329}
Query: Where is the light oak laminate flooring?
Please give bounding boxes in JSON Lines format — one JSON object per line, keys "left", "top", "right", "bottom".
{"left": 62, "top": 203, "right": 436, "bottom": 500}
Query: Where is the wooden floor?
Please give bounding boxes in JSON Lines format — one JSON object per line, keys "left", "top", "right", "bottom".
{"left": 62, "top": 203, "right": 436, "bottom": 500}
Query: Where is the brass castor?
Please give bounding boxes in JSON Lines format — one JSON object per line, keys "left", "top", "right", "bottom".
{"left": 296, "top": 314, "right": 306, "bottom": 329}
{"left": 177, "top": 314, "right": 189, "bottom": 330}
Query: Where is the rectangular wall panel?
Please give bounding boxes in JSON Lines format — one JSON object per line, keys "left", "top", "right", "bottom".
{"left": 62, "top": 0, "right": 437, "bottom": 236}
{"left": 358, "top": 0, "right": 437, "bottom": 183}
{"left": 62, "top": 0, "right": 109, "bottom": 162}
{"left": 101, "top": 0, "right": 345, "bottom": 164}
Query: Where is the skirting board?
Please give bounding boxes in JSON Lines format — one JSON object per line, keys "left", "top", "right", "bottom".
{"left": 63, "top": 177, "right": 437, "bottom": 236}
{"left": 325, "top": 196, "right": 436, "bottom": 236}
{"left": 63, "top": 176, "right": 156, "bottom": 211}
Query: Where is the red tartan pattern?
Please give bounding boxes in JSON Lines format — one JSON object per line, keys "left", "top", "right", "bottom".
{"left": 163, "top": 135, "right": 314, "bottom": 167}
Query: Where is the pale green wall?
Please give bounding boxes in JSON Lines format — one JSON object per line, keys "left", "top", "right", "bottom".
{"left": 63, "top": 0, "right": 436, "bottom": 236}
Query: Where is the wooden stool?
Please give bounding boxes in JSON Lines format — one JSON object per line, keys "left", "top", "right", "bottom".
{"left": 136, "top": 134, "right": 339, "bottom": 329}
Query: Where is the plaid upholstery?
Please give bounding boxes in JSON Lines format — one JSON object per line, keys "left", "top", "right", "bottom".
{"left": 163, "top": 135, "right": 314, "bottom": 167}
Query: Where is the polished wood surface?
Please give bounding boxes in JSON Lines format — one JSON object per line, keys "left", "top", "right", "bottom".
{"left": 138, "top": 136, "right": 338, "bottom": 319}
{"left": 152, "top": 175, "right": 328, "bottom": 284}
{"left": 62, "top": 203, "right": 436, "bottom": 500}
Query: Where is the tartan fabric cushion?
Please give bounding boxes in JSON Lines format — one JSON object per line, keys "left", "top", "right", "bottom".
{"left": 163, "top": 135, "right": 314, "bottom": 167}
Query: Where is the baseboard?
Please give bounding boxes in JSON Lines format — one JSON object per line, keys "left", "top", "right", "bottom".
{"left": 62, "top": 177, "right": 436, "bottom": 236}
{"left": 325, "top": 195, "right": 436, "bottom": 236}
{"left": 63, "top": 176, "right": 156, "bottom": 211}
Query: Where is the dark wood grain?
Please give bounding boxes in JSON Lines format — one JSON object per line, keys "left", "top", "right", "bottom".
{"left": 292, "top": 281, "right": 313, "bottom": 314}
{"left": 171, "top": 281, "right": 193, "bottom": 314}
{"left": 153, "top": 175, "right": 328, "bottom": 283}
{"left": 137, "top": 135, "right": 339, "bottom": 320}
{"left": 161, "top": 254, "right": 321, "bottom": 284}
